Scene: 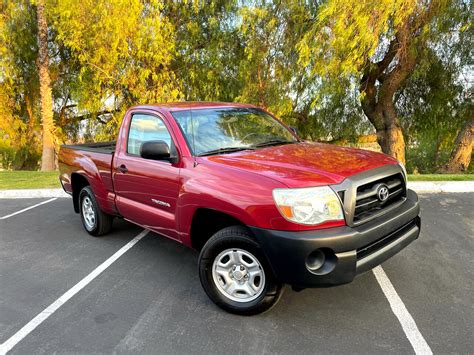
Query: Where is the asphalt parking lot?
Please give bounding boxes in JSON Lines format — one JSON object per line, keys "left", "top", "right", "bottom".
{"left": 1, "top": 194, "right": 473, "bottom": 354}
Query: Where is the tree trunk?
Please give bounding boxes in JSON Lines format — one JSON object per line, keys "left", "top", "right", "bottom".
{"left": 359, "top": 17, "right": 427, "bottom": 165}
{"left": 359, "top": 48, "right": 408, "bottom": 163}
{"left": 376, "top": 125, "right": 406, "bottom": 162}
{"left": 374, "top": 104, "right": 406, "bottom": 163}
{"left": 360, "top": 87, "right": 407, "bottom": 164}
{"left": 443, "top": 118, "right": 473, "bottom": 173}
{"left": 36, "top": 0, "right": 55, "bottom": 171}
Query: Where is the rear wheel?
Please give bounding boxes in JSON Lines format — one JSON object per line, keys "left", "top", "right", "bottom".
{"left": 198, "top": 226, "right": 283, "bottom": 315}
{"left": 79, "top": 186, "right": 113, "bottom": 236}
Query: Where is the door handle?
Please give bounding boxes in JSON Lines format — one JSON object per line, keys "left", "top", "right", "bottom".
{"left": 117, "top": 164, "right": 128, "bottom": 173}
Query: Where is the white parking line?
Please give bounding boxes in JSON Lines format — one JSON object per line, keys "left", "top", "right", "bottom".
{"left": 0, "top": 198, "right": 57, "bottom": 220}
{"left": 373, "top": 266, "right": 432, "bottom": 355}
{"left": 0, "top": 229, "right": 149, "bottom": 354}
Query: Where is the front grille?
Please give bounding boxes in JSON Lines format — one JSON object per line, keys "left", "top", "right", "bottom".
{"left": 356, "top": 218, "right": 418, "bottom": 260}
{"left": 353, "top": 173, "right": 406, "bottom": 224}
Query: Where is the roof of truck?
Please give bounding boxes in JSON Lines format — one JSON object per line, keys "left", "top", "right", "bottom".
{"left": 130, "top": 102, "right": 258, "bottom": 112}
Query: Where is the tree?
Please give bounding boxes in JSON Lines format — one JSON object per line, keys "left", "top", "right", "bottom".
{"left": 235, "top": 0, "right": 365, "bottom": 142}
{"left": 165, "top": 1, "right": 242, "bottom": 102}
{"left": 443, "top": 117, "right": 473, "bottom": 172}
{"left": 395, "top": 1, "right": 473, "bottom": 172}
{"left": 1, "top": 0, "right": 472, "bottom": 172}
{"left": 298, "top": 0, "right": 451, "bottom": 164}
{"left": 237, "top": 1, "right": 315, "bottom": 121}
{"left": 36, "top": 0, "right": 55, "bottom": 171}
{"left": 50, "top": 0, "right": 180, "bottom": 140}
{"left": 396, "top": 50, "right": 472, "bottom": 173}
{"left": 0, "top": 0, "right": 42, "bottom": 170}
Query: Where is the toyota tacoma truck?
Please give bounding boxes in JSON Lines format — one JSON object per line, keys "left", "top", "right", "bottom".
{"left": 59, "top": 102, "right": 420, "bottom": 315}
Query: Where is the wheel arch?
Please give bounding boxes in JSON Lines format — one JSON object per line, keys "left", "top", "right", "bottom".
{"left": 71, "top": 173, "right": 90, "bottom": 213}
{"left": 189, "top": 208, "right": 251, "bottom": 251}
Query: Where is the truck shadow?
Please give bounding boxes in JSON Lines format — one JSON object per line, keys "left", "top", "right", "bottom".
{"left": 113, "top": 227, "right": 408, "bottom": 353}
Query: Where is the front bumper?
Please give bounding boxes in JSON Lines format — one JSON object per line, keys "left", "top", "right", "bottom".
{"left": 250, "top": 189, "right": 420, "bottom": 288}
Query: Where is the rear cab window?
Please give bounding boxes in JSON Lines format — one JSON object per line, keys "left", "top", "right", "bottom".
{"left": 127, "top": 114, "right": 175, "bottom": 156}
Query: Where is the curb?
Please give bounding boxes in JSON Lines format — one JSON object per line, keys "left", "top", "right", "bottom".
{"left": 407, "top": 181, "right": 474, "bottom": 193}
{"left": 0, "top": 181, "right": 473, "bottom": 198}
{"left": 0, "top": 188, "right": 70, "bottom": 199}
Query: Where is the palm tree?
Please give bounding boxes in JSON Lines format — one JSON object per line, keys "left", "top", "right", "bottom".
{"left": 36, "top": 0, "right": 55, "bottom": 171}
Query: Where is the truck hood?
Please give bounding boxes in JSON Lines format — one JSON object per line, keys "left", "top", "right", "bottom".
{"left": 200, "top": 142, "right": 398, "bottom": 188}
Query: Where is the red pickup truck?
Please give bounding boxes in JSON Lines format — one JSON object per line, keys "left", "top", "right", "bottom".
{"left": 59, "top": 102, "right": 420, "bottom": 315}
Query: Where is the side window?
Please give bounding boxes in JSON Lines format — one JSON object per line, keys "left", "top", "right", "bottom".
{"left": 127, "top": 114, "right": 173, "bottom": 155}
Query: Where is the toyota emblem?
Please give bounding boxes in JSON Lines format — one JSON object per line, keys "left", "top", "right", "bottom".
{"left": 377, "top": 185, "right": 389, "bottom": 202}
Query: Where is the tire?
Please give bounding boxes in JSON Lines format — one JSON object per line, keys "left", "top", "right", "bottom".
{"left": 199, "top": 226, "right": 283, "bottom": 315}
{"left": 79, "top": 186, "right": 113, "bottom": 236}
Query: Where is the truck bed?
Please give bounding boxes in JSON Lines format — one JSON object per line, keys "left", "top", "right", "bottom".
{"left": 60, "top": 141, "right": 116, "bottom": 154}
{"left": 59, "top": 141, "right": 117, "bottom": 214}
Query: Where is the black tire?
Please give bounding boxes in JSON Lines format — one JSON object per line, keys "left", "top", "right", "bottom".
{"left": 79, "top": 186, "right": 113, "bottom": 236}
{"left": 199, "top": 226, "right": 283, "bottom": 315}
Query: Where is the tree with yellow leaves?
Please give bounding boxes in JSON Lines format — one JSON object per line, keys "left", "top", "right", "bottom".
{"left": 299, "top": 0, "right": 451, "bottom": 164}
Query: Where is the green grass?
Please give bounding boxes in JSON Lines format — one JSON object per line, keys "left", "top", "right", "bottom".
{"left": 407, "top": 174, "right": 473, "bottom": 181}
{"left": 0, "top": 171, "right": 60, "bottom": 189}
{"left": 0, "top": 171, "right": 472, "bottom": 190}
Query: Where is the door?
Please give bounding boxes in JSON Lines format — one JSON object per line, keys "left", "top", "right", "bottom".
{"left": 113, "top": 112, "right": 181, "bottom": 240}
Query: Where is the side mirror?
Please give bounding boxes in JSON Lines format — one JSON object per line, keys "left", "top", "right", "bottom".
{"left": 140, "top": 140, "right": 171, "bottom": 161}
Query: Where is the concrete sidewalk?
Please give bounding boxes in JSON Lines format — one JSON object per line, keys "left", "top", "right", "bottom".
{"left": 0, "top": 181, "right": 473, "bottom": 198}
{"left": 408, "top": 181, "right": 474, "bottom": 193}
{"left": 0, "top": 188, "right": 70, "bottom": 199}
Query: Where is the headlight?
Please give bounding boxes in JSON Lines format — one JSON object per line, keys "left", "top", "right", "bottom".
{"left": 272, "top": 186, "right": 344, "bottom": 225}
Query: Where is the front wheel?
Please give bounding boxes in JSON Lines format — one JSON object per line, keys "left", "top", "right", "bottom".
{"left": 198, "top": 226, "right": 283, "bottom": 315}
{"left": 79, "top": 186, "right": 113, "bottom": 236}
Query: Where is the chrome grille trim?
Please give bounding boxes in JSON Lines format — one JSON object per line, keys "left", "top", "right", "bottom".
{"left": 356, "top": 179, "right": 402, "bottom": 201}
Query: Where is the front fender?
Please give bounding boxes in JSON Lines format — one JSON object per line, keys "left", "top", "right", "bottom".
{"left": 175, "top": 166, "right": 286, "bottom": 247}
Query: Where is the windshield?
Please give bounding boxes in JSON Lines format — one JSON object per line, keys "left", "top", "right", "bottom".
{"left": 172, "top": 108, "right": 297, "bottom": 156}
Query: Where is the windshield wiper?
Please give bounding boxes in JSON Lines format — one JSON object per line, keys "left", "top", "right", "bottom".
{"left": 198, "top": 146, "right": 255, "bottom": 157}
{"left": 251, "top": 139, "right": 294, "bottom": 148}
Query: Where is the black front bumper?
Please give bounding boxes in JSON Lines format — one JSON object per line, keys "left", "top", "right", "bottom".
{"left": 250, "top": 189, "right": 421, "bottom": 288}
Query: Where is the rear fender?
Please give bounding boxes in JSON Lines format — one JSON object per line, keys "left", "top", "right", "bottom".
{"left": 70, "top": 155, "right": 116, "bottom": 215}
